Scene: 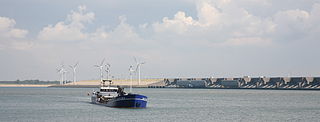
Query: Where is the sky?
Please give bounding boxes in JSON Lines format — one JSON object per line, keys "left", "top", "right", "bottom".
{"left": 0, "top": 0, "right": 320, "bottom": 81}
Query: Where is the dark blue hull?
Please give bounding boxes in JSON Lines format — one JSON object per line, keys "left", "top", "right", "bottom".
{"left": 107, "top": 94, "right": 147, "bottom": 108}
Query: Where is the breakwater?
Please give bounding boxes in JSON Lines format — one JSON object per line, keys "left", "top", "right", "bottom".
{"left": 165, "top": 77, "right": 320, "bottom": 90}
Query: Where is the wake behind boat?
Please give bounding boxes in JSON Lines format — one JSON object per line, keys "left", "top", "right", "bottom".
{"left": 91, "top": 80, "right": 148, "bottom": 108}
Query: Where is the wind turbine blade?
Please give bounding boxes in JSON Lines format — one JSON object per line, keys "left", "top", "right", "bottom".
{"left": 100, "top": 58, "right": 105, "bottom": 66}
{"left": 134, "top": 57, "right": 138, "bottom": 64}
{"left": 57, "top": 69, "right": 62, "bottom": 73}
{"left": 106, "top": 63, "right": 111, "bottom": 68}
{"left": 74, "top": 62, "right": 79, "bottom": 67}
{"left": 129, "top": 65, "right": 135, "bottom": 72}
{"left": 60, "top": 62, "right": 65, "bottom": 67}
{"left": 105, "top": 69, "right": 109, "bottom": 73}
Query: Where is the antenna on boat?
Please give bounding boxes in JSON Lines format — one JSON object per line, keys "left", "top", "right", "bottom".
{"left": 95, "top": 58, "right": 105, "bottom": 84}
{"left": 129, "top": 65, "right": 135, "bottom": 93}
{"left": 134, "top": 57, "right": 145, "bottom": 86}
{"left": 69, "top": 62, "right": 78, "bottom": 84}
{"left": 104, "top": 63, "right": 111, "bottom": 80}
{"left": 102, "top": 79, "right": 112, "bottom": 87}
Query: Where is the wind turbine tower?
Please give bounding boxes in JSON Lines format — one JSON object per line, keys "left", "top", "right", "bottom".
{"left": 63, "top": 70, "right": 67, "bottom": 84}
{"left": 134, "top": 57, "right": 145, "bottom": 85}
{"left": 129, "top": 65, "right": 135, "bottom": 93}
{"left": 69, "top": 62, "right": 78, "bottom": 84}
{"left": 95, "top": 58, "right": 105, "bottom": 83}
{"left": 57, "top": 64, "right": 66, "bottom": 85}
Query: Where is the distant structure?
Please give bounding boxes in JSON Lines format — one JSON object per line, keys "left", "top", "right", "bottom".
{"left": 134, "top": 57, "right": 145, "bottom": 85}
{"left": 69, "top": 62, "right": 78, "bottom": 84}
{"left": 220, "top": 80, "right": 239, "bottom": 88}
{"left": 129, "top": 65, "right": 135, "bottom": 93}
{"left": 94, "top": 58, "right": 106, "bottom": 83}
{"left": 176, "top": 80, "right": 208, "bottom": 88}
{"left": 164, "top": 76, "right": 320, "bottom": 89}
{"left": 57, "top": 63, "right": 67, "bottom": 85}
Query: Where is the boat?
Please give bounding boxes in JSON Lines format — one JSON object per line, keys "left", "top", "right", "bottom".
{"left": 91, "top": 80, "right": 147, "bottom": 108}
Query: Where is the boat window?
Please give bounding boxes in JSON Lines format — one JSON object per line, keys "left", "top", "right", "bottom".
{"left": 100, "top": 89, "right": 118, "bottom": 92}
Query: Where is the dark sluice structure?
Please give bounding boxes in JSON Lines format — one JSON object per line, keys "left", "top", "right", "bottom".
{"left": 284, "top": 77, "right": 307, "bottom": 88}
{"left": 307, "top": 77, "right": 320, "bottom": 88}
{"left": 264, "top": 77, "right": 285, "bottom": 88}
{"left": 247, "top": 78, "right": 264, "bottom": 88}
{"left": 164, "top": 76, "right": 320, "bottom": 89}
{"left": 215, "top": 78, "right": 226, "bottom": 85}
{"left": 220, "top": 80, "right": 239, "bottom": 88}
{"left": 210, "top": 78, "right": 226, "bottom": 88}
{"left": 176, "top": 80, "right": 208, "bottom": 88}
{"left": 233, "top": 78, "right": 245, "bottom": 86}
{"left": 164, "top": 78, "right": 179, "bottom": 86}
{"left": 201, "top": 78, "right": 213, "bottom": 85}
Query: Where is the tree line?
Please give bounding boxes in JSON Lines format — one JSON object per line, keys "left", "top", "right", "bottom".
{"left": 0, "top": 79, "right": 60, "bottom": 84}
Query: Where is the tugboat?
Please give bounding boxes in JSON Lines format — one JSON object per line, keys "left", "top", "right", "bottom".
{"left": 91, "top": 80, "right": 148, "bottom": 108}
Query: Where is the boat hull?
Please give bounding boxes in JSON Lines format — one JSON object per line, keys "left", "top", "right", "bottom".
{"left": 92, "top": 94, "right": 147, "bottom": 108}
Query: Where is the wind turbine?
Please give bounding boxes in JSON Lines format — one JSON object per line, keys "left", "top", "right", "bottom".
{"left": 134, "top": 57, "right": 145, "bottom": 85}
{"left": 129, "top": 65, "right": 135, "bottom": 93}
{"left": 63, "top": 70, "right": 68, "bottom": 84}
{"left": 95, "top": 58, "right": 105, "bottom": 83}
{"left": 69, "top": 62, "right": 79, "bottom": 84}
{"left": 57, "top": 63, "right": 66, "bottom": 85}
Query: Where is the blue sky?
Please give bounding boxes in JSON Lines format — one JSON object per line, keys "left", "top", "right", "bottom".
{"left": 1, "top": 0, "right": 320, "bottom": 81}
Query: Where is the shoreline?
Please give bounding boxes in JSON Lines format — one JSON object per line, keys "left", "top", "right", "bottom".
{"left": 1, "top": 84, "right": 319, "bottom": 91}
{"left": 0, "top": 84, "right": 53, "bottom": 87}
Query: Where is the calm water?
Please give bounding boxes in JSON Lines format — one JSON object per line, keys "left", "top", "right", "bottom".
{"left": 0, "top": 88, "right": 319, "bottom": 122}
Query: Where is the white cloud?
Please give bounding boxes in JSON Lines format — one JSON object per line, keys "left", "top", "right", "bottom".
{"left": 271, "top": 3, "right": 320, "bottom": 42}
{"left": 196, "top": 0, "right": 222, "bottom": 26}
{"left": 108, "top": 16, "right": 141, "bottom": 42}
{"left": 37, "top": 5, "right": 95, "bottom": 41}
{"left": 307, "top": 3, "right": 320, "bottom": 40}
{"left": 0, "top": 16, "right": 30, "bottom": 50}
{"left": 37, "top": 5, "right": 142, "bottom": 47}
{"left": 273, "top": 9, "right": 309, "bottom": 40}
{"left": 150, "top": 0, "right": 320, "bottom": 47}
{"left": 151, "top": 0, "right": 275, "bottom": 46}
{"left": 153, "top": 11, "right": 199, "bottom": 34}
{"left": 87, "top": 27, "right": 108, "bottom": 41}
{"left": 222, "top": 37, "right": 272, "bottom": 46}
{"left": 0, "top": 17, "right": 15, "bottom": 30}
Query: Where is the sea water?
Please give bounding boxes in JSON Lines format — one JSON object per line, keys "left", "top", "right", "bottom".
{"left": 0, "top": 88, "right": 319, "bottom": 122}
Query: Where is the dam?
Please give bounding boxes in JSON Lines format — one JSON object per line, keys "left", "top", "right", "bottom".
{"left": 164, "top": 76, "right": 320, "bottom": 90}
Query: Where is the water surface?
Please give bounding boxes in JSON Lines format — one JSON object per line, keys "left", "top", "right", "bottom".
{"left": 0, "top": 88, "right": 319, "bottom": 122}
